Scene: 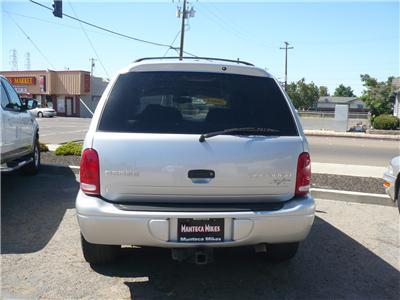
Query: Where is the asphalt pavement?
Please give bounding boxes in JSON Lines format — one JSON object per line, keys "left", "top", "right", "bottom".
{"left": 1, "top": 166, "right": 399, "bottom": 299}
{"left": 37, "top": 117, "right": 91, "bottom": 144}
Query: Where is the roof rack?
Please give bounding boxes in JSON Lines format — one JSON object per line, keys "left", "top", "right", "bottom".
{"left": 133, "top": 57, "right": 254, "bottom": 66}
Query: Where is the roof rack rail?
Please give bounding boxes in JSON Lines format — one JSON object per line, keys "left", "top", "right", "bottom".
{"left": 133, "top": 57, "right": 254, "bottom": 66}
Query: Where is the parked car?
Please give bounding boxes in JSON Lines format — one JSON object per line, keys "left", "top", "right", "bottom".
{"left": 0, "top": 76, "right": 40, "bottom": 174}
{"left": 76, "top": 57, "right": 315, "bottom": 264}
{"left": 383, "top": 156, "right": 400, "bottom": 212}
{"left": 26, "top": 99, "right": 56, "bottom": 118}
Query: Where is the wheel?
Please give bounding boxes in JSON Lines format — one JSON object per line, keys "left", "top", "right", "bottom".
{"left": 81, "top": 234, "right": 120, "bottom": 264}
{"left": 264, "top": 242, "right": 299, "bottom": 262}
{"left": 22, "top": 139, "right": 40, "bottom": 175}
{"left": 37, "top": 112, "right": 43, "bottom": 118}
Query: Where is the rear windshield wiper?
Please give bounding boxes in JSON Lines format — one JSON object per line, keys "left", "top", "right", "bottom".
{"left": 199, "top": 127, "right": 280, "bottom": 142}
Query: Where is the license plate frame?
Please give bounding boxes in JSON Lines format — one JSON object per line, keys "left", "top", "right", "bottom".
{"left": 177, "top": 218, "right": 224, "bottom": 243}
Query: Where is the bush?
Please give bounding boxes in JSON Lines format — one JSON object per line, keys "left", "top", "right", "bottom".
{"left": 39, "top": 142, "right": 49, "bottom": 152}
{"left": 55, "top": 142, "right": 83, "bottom": 156}
{"left": 372, "top": 114, "right": 400, "bottom": 130}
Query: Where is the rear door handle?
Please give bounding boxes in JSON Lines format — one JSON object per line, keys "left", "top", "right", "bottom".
{"left": 188, "top": 169, "right": 215, "bottom": 179}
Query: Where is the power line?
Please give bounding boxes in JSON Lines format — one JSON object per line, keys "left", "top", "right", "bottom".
{"left": 2, "top": 9, "right": 195, "bottom": 57}
{"left": 197, "top": 2, "right": 275, "bottom": 49}
{"left": 29, "top": 0, "right": 198, "bottom": 57}
{"left": 67, "top": 0, "right": 110, "bottom": 78}
{"left": 5, "top": 11, "right": 55, "bottom": 69}
{"left": 163, "top": 30, "right": 181, "bottom": 57}
{"left": 30, "top": 0, "right": 174, "bottom": 49}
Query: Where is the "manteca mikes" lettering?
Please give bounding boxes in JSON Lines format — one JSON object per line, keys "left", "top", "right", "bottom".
{"left": 180, "top": 224, "right": 221, "bottom": 233}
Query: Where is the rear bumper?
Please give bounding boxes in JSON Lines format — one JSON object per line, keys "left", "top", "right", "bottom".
{"left": 76, "top": 191, "right": 315, "bottom": 247}
{"left": 43, "top": 111, "right": 56, "bottom": 117}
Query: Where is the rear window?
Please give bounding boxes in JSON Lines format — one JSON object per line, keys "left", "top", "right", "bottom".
{"left": 98, "top": 71, "right": 298, "bottom": 136}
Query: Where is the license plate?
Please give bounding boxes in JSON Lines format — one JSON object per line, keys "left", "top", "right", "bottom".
{"left": 177, "top": 218, "right": 224, "bottom": 243}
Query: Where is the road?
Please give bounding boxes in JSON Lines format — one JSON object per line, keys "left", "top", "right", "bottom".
{"left": 37, "top": 117, "right": 399, "bottom": 166}
{"left": 37, "top": 117, "right": 91, "bottom": 144}
{"left": 308, "top": 136, "right": 399, "bottom": 167}
{"left": 1, "top": 166, "right": 399, "bottom": 299}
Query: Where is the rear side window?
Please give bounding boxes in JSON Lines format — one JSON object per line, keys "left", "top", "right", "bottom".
{"left": 98, "top": 72, "right": 298, "bottom": 136}
{"left": 1, "top": 82, "right": 10, "bottom": 109}
{"left": 2, "top": 78, "right": 22, "bottom": 111}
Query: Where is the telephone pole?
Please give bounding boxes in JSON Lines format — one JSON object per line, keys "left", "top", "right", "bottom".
{"left": 9, "top": 49, "right": 18, "bottom": 70}
{"left": 89, "top": 58, "right": 96, "bottom": 76}
{"left": 176, "top": 0, "right": 195, "bottom": 60}
{"left": 280, "top": 42, "right": 294, "bottom": 91}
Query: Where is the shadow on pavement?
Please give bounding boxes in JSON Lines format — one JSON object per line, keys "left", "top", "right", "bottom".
{"left": 93, "top": 216, "right": 399, "bottom": 299}
{"left": 1, "top": 165, "right": 78, "bottom": 254}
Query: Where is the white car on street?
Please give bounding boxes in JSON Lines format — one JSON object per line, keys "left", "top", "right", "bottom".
{"left": 26, "top": 99, "right": 56, "bottom": 118}
{"left": 76, "top": 57, "right": 315, "bottom": 264}
{"left": 0, "top": 76, "right": 40, "bottom": 174}
{"left": 383, "top": 156, "right": 400, "bottom": 212}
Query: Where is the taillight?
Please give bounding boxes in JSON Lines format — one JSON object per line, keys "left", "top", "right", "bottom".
{"left": 295, "top": 152, "right": 311, "bottom": 196}
{"left": 80, "top": 148, "right": 100, "bottom": 195}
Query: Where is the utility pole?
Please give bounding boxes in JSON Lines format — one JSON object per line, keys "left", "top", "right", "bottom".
{"left": 89, "top": 58, "right": 96, "bottom": 76}
{"left": 25, "top": 52, "right": 31, "bottom": 70}
{"left": 176, "top": 0, "right": 195, "bottom": 60}
{"left": 9, "top": 49, "right": 18, "bottom": 70}
{"left": 280, "top": 42, "right": 294, "bottom": 91}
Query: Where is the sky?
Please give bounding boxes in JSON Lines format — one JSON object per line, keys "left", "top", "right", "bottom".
{"left": 1, "top": 0, "right": 399, "bottom": 96}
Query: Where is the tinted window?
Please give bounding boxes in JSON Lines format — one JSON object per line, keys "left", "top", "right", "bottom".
{"left": 1, "top": 82, "right": 10, "bottom": 109}
{"left": 27, "top": 99, "right": 38, "bottom": 109}
{"left": 2, "top": 79, "right": 22, "bottom": 111}
{"left": 98, "top": 72, "right": 298, "bottom": 136}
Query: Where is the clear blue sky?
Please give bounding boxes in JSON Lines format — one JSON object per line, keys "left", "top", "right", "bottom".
{"left": 1, "top": 0, "right": 399, "bottom": 96}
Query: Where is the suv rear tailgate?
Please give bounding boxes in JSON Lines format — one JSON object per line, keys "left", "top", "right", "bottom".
{"left": 93, "top": 132, "right": 303, "bottom": 203}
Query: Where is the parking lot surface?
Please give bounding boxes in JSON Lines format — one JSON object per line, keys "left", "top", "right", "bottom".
{"left": 1, "top": 167, "right": 399, "bottom": 299}
{"left": 37, "top": 117, "right": 91, "bottom": 144}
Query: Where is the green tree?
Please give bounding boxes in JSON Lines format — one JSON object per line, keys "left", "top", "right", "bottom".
{"left": 318, "top": 86, "right": 329, "bottom": 96}
{"left": 360, "top": 74, "right": 395, "bottom": 117}
{"left": 333, "top": 84, "right": 355, "bottom": 97}
{"left": 287, "top": 78, "right": 319, "bottom": 109}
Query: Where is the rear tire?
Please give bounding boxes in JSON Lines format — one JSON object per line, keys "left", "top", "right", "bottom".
{"left": 37, "top": 112, "right": 43, "bottom": 118}
{"left": 265, "top": 242, "right": 299, "bottom": 261}
{"left": 397, "top": 183, "right": 400, "bottom": 213}
{"left": 81, "top": 234, "right": 120, "bottom": 264}
{"left": 22, "top": 140, "right": 40, "bottom": 175}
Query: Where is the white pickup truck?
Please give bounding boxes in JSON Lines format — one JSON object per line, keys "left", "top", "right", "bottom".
{"left": 0, "top": 76, "right": 40, "bottom": 174}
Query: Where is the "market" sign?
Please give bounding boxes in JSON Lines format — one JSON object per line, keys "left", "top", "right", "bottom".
{"left": 7, "top": 77, "right": 36, "bottom": 85}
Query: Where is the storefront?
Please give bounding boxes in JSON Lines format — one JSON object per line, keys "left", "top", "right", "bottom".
{"left": 0, "top": 70, "right": 93, "bottom": 117}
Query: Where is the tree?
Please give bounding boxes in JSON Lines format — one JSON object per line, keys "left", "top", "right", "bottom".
{"left": 360, "top": 74, "right": 395, "bottom": 117}
{"left": 318, "top": 86, "right": 329, "bottom": 96}
{"left": 333, "top": 84, "right": 355, "bottom": 97}
{"left": 287, "top": 78, "right": 319, "bottom": 110}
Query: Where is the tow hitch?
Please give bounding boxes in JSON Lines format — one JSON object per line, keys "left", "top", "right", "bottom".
{"left": 171, "top": 248, "right": 214, "bottom": 265}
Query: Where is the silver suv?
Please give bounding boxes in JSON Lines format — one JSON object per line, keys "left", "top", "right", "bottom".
{"left": 76, "top": 57, "right": 315, "bottom": 264}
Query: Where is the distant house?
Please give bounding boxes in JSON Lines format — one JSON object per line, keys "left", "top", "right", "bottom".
{"left": 316, "top": 96, "right": 367, "bottom": 111}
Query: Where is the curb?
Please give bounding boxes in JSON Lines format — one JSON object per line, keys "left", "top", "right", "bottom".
{"left": 310, "top": 188, "right": 394, "bottom": 207}
{"left": 304, "top": 130, "right": 399, "bottom": 141}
